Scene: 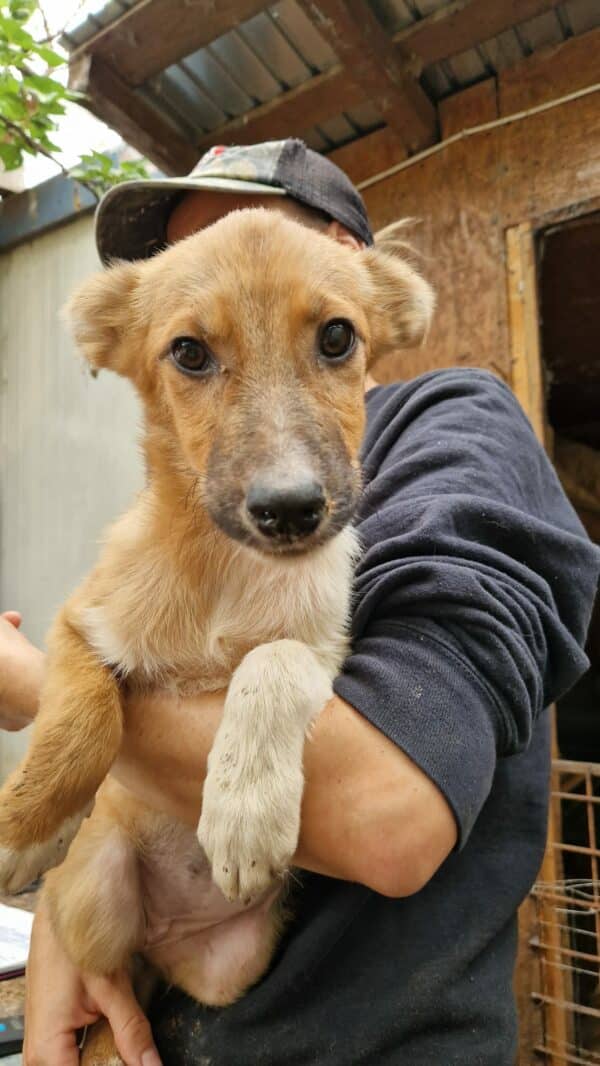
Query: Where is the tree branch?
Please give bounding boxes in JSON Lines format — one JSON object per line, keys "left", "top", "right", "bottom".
{"left": 37, "top": 0, "right": 51, "bottom": 43}
{"left": 37, "top": 0, "right": 90, "bottom": 45}
{"left": 0, "top": 113, "right": 100, "bottom": 200}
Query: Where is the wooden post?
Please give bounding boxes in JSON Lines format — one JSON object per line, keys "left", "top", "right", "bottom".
{"left": 506, "top": 222, "right": 547, "bottom": 448}
{"left": 535, "top": 731, "right": 570, "bottom": 1065}
{"left": 507, "top": 223, "right": 566, "bottom": 1063}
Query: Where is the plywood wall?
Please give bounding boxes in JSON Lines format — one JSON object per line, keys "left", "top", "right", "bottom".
{"left": 359, "top": 89, "right": 600, "bottom": 384}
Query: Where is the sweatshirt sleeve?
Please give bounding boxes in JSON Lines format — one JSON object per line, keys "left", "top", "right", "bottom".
{"left": 333, "top": 369, "right": 600, "bottom": 845}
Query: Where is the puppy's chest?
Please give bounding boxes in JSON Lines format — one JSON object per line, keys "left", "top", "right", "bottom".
{"left": 81, "top": 529, "right": 357, "bottom": 691}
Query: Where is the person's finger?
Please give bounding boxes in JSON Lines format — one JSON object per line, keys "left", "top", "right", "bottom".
{"left": 93, "top": 974, "right": 162, "bottom": 1066}
{"left": 2, "top": 611, "right": 22, "bottom": 629}
{"left": 23, "top": 1026, "right": 80, "bottom": 1066}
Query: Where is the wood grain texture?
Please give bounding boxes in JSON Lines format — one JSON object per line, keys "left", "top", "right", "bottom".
{"left": 533, "top": 745, "right": 571, "bottom": 1066}
{"left": 506, "top": 222, "right": 547, "bottom": 445}
{"left": 327, "top": 126, "right": 407, "bottom": 184}
{"left": 439, "top": 78, "right": 498, "bottom": 138}
{"left": 297, "top": 0, "right": 437, "bottom": 153}
{"left": 69, "top": 0, "right": 268, "bottom": 87}
{"left": 515, "top": 895, "right": 543, "bottom": 1066}
{"left": 499, "top": 25, "right": 600, "bottom": 114}
{"left": 363, "top": 89, "right": 600, "bottom": 385}
{"left": 69, "top": 55, "right": 198, "bottom": 176}
{"left": 365, "top": 122, "right": 506, "bottom": 384}
{"left": 394, "top": 0, "right": 562, "bottom": 68}
{"left": 195, "top": 67, "right": 365, "bottom": 153}
{"left": 498, "top": 87, "right": 600, "bottom": 229}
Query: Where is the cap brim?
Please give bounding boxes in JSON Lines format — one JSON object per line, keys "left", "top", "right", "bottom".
{"left": 95, "top": 176, "right": 287, "bottom": 264}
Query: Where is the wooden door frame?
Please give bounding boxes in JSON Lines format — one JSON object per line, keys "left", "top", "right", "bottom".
{"left": 506, "top": 197, "right": 600, "bottom": 1064}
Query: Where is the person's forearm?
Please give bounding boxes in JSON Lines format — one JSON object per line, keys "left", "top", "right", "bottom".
{"left": 0, "top": 613, "right": 45, "bottom": 730}
{"left": 114, "top": 687, "right": 456, "bottom": 895}
{"left": 1, "top": 663, "right": 43, "bottom": 725}
{"left": 0, "top": 623, "right": 456, "bottom": 896}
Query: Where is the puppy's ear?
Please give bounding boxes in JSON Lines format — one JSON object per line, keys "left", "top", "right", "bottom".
{"left": 65, "top": 260, "right": 142, "bottom": 378}
{"left": 361, "top": 222, "right": 434, "bottom": 364}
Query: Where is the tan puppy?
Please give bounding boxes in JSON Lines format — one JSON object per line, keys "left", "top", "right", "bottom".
{"left": 0, "top": 210, "right": 432, "bottom": 1056}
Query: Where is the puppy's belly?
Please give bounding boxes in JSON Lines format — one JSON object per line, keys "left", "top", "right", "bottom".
{"left": 139, "top": 820, "right": 281, "bottom": 1006}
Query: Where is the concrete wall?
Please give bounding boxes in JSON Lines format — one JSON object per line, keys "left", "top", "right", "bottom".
{"left": 0, "top": 214, "right": 143, "bottom": 778}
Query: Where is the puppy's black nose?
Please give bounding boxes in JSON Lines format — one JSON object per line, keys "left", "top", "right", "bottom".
{"left": 247, "top": 480, "right": 326, "bottom": 540}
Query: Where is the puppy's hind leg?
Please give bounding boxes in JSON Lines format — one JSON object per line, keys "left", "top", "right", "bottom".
{"left": 43, "top": 793, "right": 150, "bottom": 1065}
{"left": 0, "top": 608, "right": 124, "bottom": 892}
{"left": 80, "top": 1021, "right": 124, "bottom": 1066}
{"left": 44, "top": 793, "right": 145, "bottom": 976}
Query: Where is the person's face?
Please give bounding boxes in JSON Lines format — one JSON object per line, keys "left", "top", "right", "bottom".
{"left": 166, "top": 189, "right": 364, "bottom": 251}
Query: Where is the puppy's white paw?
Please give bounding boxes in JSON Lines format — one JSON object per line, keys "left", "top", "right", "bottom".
{"left": 0, "top": 810, "right": 88, "bottom": 893}
{"left": 198, "top": 767, "right": 302, "bottom": 903}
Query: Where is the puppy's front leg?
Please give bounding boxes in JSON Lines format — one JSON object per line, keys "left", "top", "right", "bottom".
{"left": 0, "top": 608, "right": 123, "bottom": 892}
{"left": 198, "top": 640, "right": 332, "bottom": 902}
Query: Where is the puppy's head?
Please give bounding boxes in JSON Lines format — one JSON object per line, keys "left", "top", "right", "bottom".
{"left": 68, "top": 209, "right": 433, "bottom": 555}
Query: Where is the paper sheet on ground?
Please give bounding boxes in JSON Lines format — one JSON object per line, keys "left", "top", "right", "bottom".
{"left": 0, "top": 904, "right": 33, "bottom": 976}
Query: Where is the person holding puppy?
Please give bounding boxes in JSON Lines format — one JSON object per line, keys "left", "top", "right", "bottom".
{"left": 2, "top": 140, "right": 599, "bottom": 1066}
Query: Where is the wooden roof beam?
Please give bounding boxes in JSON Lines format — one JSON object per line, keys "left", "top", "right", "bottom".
{"left": 195, "top": 66, "right": 366, "bottom": 153}
{"left": 332, "top": 24, "right": 600, "bottom": 186}
{"left": 70, "top": 55, "right": 198, "bottom": 175}
{"left": 394, "top": 0, "right": 563, "bottom": 69}
{"left": 437, "top": 25, "right": 600, "bottom": 135}
{"left": 68, "top": 0, "right": 270, "bottom": 87}
{"left": 498, "top": 25, "right": 600, "bottom": 112}
{"left": 298, "top": 1, "right": 437, "bottom": 154}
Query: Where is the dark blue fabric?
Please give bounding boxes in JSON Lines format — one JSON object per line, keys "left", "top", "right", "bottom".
{"left": 152, "top": 369, "right": 600, "bottom": 1065}
{"left": 335, "top": 369, "right": 598, "bottom": 844}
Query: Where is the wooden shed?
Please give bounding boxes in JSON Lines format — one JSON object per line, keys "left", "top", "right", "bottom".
{"left": 59, "top": 3, "right": 600, "bottom": 1062}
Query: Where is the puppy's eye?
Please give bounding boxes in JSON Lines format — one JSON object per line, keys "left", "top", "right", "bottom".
{"left": 170, "top": 336, "right": 215, "bottom": 377}
{"left": 319, "top": 319, "right": 356, "bottom": 362}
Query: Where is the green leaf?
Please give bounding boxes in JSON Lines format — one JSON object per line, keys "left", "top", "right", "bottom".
{"left": 0, "top": 139, "right": 22, "bottom": 168}
{"left": 118, "top": 159, "right": 150, "bottom": 181}
{"left": 8, "top": 0, "right": 36, "bottom": 22}
{"left": 35, "top": 44, "right": 63, "bottom": 67}
{"left": 0, "top": 90, "right": 27, "bottom": 120}
{"left": 40, "top": 98, "right": 65, "bottom": 115}
{"left": 37, "top": 134, "right": 60, "bottom": 152}
{"left": 29, "top": 114, "right": 57, "bottom": 134}
{"left": 0, "top": 13, "right": 35, "bottom": 48}
{"left": 0, "top": 2, "right": 150, "bottom": 190}
{"left": 0, "top": 71, "right": 20, "bottom": 93}
{"left": 22, "top": 71, "right": 63, "bottom": 95}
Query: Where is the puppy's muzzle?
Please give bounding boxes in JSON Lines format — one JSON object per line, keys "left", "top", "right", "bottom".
{"left": 246, "top": 479, "right": 326, "bottom": 542}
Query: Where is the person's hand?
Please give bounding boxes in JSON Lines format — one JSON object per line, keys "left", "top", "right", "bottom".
{"left": 0, "top": 611, "right": 45, "bottom": 731}
{"left": 24, "top": 898, "right": 162, "bottom": 1066}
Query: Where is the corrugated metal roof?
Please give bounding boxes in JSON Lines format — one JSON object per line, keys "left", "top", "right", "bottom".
{"left": 61, "top": 0, "right": 600, "bottom": 156}
{"left": 373, "top": 0, "right": 600, "bottom": 98}
{"left": 61, "top": 0, "right": 385, "bottom": 151}
{"left": 419, "top": 1, "right": 599, "bottom": 99}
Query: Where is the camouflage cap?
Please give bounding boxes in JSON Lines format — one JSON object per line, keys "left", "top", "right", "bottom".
{"left": 94, "top": 139, "right": 374, "bottom": 263}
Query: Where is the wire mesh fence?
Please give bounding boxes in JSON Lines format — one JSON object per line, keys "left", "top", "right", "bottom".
{"left": 529, "top": 760, "right": 600, "bottom": 1064}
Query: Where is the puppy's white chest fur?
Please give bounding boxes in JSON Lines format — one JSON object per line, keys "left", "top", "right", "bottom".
{"left": 80, "top": 525, "right": 358, "bottom": 690}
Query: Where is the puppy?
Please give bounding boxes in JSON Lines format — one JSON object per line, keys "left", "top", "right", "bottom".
{"left": 0, "top": 210, "right": 432, "bottom": 1059}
